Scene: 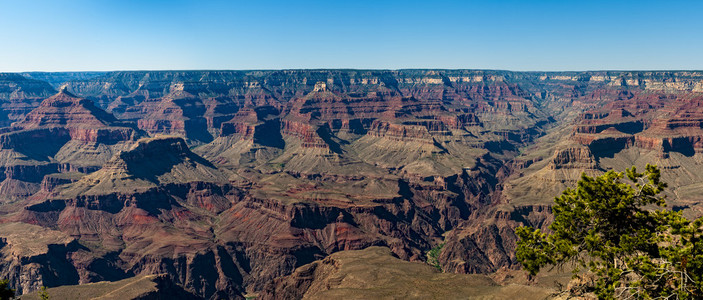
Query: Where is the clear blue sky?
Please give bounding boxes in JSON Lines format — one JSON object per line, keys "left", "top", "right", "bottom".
{"left": 1, "top": 0, "right": 701, "bottom": 72}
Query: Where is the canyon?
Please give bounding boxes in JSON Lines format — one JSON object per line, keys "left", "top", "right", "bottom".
{"left": 0, "top": 70, "right": 702, "bottom": 299}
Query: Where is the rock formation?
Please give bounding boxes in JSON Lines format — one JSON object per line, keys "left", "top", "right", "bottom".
{"left": 0, "top": 88, "right": 142, "bottom": 208}
{"left": 260, "top": 246, "right": 557, "bottom": 300}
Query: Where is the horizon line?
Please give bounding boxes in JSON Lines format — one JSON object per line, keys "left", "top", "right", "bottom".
{"left": 8, "top": 68, "right": 703, "bottom": 73}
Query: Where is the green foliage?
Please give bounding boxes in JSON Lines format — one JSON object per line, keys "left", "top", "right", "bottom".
{"left": 38, "top": 286, "right": 50, "bottom": 300}
{"left": 0, "top": 279, "right": 14, "bottom": 300}
{"left": 516, "top": 164, "right": 703, "bottom": 299}
{"left": 427, "top": 243, "right": 445, "bottom": 272}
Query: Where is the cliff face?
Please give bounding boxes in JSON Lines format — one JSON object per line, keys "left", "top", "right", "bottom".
{"left": 57, "top": 70, "right": 545, "bottom": 147}
{"left": 0, "top": 70, "right": 703, "bottom": 298}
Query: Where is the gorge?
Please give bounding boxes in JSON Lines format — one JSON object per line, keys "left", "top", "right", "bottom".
{"left": 1, "top": 70, "right": 703, "bottom": 298}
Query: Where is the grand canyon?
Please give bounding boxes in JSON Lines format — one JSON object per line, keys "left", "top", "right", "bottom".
{"left": 0, "top": 70, "right": 700, "bottom": 298}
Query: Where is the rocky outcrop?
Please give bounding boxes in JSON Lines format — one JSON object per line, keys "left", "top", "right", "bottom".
{"left": 281, "top": 120, "right": 329, "bottom": 149}
{"left": 0, "top": 223, "right": 80, "bottom": 295}
{"left": 260, "top": 246, "right": 556, "bottom": 300}
{"left": 131, "top": 95, "right": 215, "bottom": 144}
{"left": 39, "top": 173, "right": 83, "bottom": 193}
{"left": 366, "top": 120, "right": 435, "bottom": 143}
{"left": 0, "top": 88, "right": 142, "bottom": 204}
{"left": 567, "top": 90, "right": 703, "bottom": 157}
{"left": 6, "top": 88, "right": 140, "bottom": 147}
{"left": 549, "top": 147, "right": 597, "bottom": 169}
{"left": 437, "top": 113, "right": 482, "bottom": 128}
{"left": 439, "top": 205, "right": 553, "bottom": 274}
{"left": 9, "top": 138, "right": 241, "bottom": 297}
{"left": 13, "top": 88, "right": 119, "bottom": 129}
{"left": 575, "top": 120, "right": 643, "bottom": 134}
{"left": 18, "top": 274, "right": 202, "bottom": 300}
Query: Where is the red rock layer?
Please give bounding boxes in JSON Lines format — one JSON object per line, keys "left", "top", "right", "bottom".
{"left": 13, "top": 89, "right": 118, "bottom": 129}
{"left": 281, "top": 120, "right": 328, "bottom": 149}
{"left": 366, "top": 120, "right": 435, "bottom": 144}
{"left": 569, "top": 89, "right": 703, "bottom": 155}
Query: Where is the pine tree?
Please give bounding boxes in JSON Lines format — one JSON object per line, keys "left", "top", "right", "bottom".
{"left": 38, "top": 286, "right": 50, "bottom": 300}
{"left": 516, "top": 165, "right": 703, "bottom": 299}
{"left": 0, "top": 279, "right": 14, "bottom": 300}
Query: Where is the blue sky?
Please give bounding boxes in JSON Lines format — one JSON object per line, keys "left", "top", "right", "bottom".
{"left": 0, "top": 0, "right": 701, "bottom": 72}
